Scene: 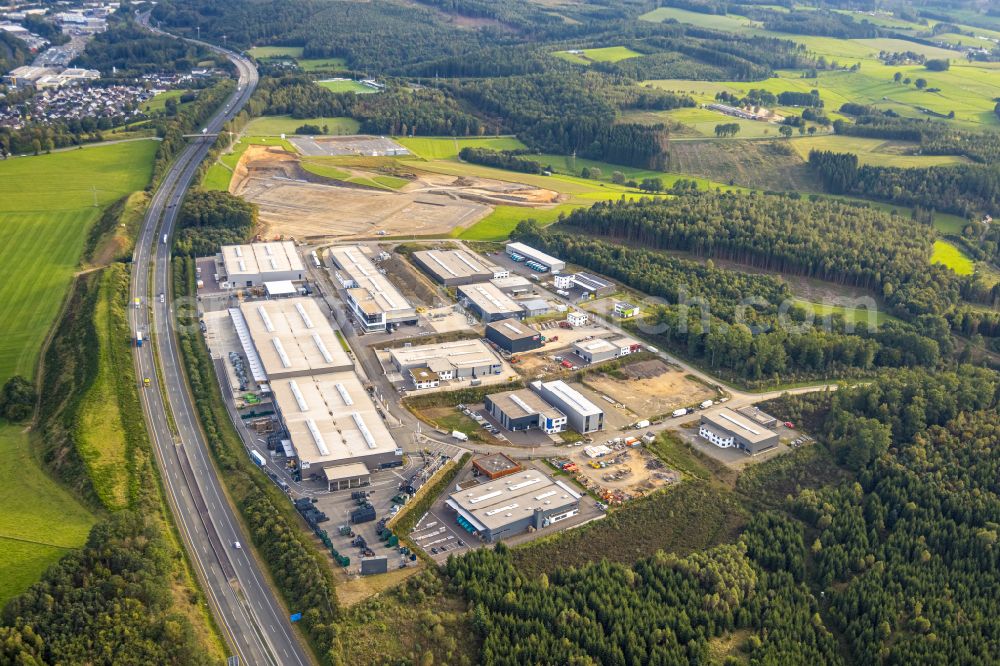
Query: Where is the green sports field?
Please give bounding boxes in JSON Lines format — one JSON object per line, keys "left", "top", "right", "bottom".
{"left": 317, "top": 79, "right": 377, "bottom": 94}
{"left": 0, "top": 140, "right": 155, "bottom": 604}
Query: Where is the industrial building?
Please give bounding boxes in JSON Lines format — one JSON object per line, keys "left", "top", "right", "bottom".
{"left": 412, "top": 249, "right": 507, "bottom": 286}
{"left": 328, "top": 245, "right": 417, "bottom": 332}
{"left": 505, "top": 242, "right": 566, "bottom": 272}
{"left": 472, "top": 453, "right": 522, "bottom": 480}
{"left": 233, "top": 298, "right": 353, "bottom": 380}
{"left": 485, "top": 389, "right": 567, "bottom": 434}
{"left": 389, "top": 339, "right": 503, "bottom": 383}
{"left": 219, "top": 241, "right": 306, "bottom": 288}
{"left": 699, "top": 409, "right": 779, "bottom": 455}
{"left": 571, "top": 336, "right": 642, "bottom": 364}
{"left": 270, "top": 371, "right": 401, "bottom": 475}
{"left": 567, "top": 311, "right": 588, "bottom": 327}
{"left": 457, "top": 283, "right": 524, "bottom": 322}
{"left": 518, "top": 298, "right": 550, "bottom": 318}
{"left": 485, "top": 319, "right": 543, "bottom": 354}
{"left": 490, "top": 275, "right": 533, "bottom": 297}
{"left": 737, "top": 405, "right": 779, "bottom": 428}
{"left": 446, "top": 469, "right": 581, "bottom": 542}
{"left": 614, "top": 301, "right": 640, "bottom": 319}
{"left": 531, "top": 380, "right": 604, "bottom": 433}
{"left": 3, "top": 65, "right": 54, "bottom": 88}
{"left": 554, "top": 272, "right": 615, "bottom": 298}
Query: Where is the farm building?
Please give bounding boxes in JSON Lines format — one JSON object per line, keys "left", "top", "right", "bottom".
{"left": 505, "top": 242, "right": 566, "bottom": 272}
{"left": 457, "top": 282, "right": 524, "bottom": 322}
{"left": 614, "top": 301, "right": 640, "bottom": 319}
{"left": 532, "top": 380, "right": 604, "bottom": 433}
{"left": 491, "top": 275, "right": 533, "bottom": 296}
{"left": 412, "top": 249, "right": 507, "bottom": 286}
{"left": 485, "top": 319, "right": 543, "bottom": 354}
{"left": 270, "top": 370, "right": 401, "bottom": 475}
{"left": 472, "top": 453, "right": 523, "bottom": 480}
{"left": 485, "top": 389, "right": 567, "bottom": 434}
{"left": 389, "top": 339, "right": 503, "bottom": 382}
{"left": 699, "top": 409, "right": 779, "bottom": 455}
{"left": 567, "top": 311, "right": 588, "bottom": 327}
{"left": 446, "top": 468, "right": 581, "bottom": 542}
{"left": 328, "top": 245, "right": 417, "bottom": 332}
{"left": 220, "top": 241, "right": 305, "bottom": 287}
{"left": 233, "top": 297, "right": 353, "bottom": 380}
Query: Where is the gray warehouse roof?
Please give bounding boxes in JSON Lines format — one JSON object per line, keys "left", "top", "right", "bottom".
{"left": 413, "top": 249, "right": 499, "bottom": 282}
{"left": 458, "top": 282, "right": 523, "bottom": 316}
{"left": 486, "top": 319, "right": 539, "bottom": 342}
{"left": 446, "top": 469, "right": 580, "bottom": 532}
{"left": 702, "top": 408, "right": 777, "bottom": 445}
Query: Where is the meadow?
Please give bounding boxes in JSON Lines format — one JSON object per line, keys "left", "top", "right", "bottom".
{"left": 788, "top": 135, "right": 970, "bottom": 167}
{"left": 396, "top": 135, "right": 527, "bottom": 160}
{"left": 932, "top": 239, "right": 975, "bottom": 275}
{"left": 639, "top": 6, "right": 761, "bottom": 31}
{"left": 243, "top": 115, "right": 360, "bottom": 136}
{"left": 790, "top": 298, "right": 895, "bottom": 326}
{"left": 553, "top": 46, "right": 643, "bottom": 65}
{"left": 0, "top": 140, "right": 155, "bottom": 603}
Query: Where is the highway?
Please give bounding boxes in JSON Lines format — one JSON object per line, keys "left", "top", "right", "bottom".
{"left": 128, "top": 36, "right": 311, "bottom": 666}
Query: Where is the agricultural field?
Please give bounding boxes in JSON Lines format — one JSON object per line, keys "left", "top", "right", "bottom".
{"left": 316, "top": 79, "right": 378, "bottom": 94}
{"left": 248, "top": 45, "right": 303, "bottom": 59}
{"left": 932, "top": 239, "right": 975, "bottom": 275}
{"left": 642, "top": 106, "right": 790, "bottom": 139}
{"left": 0, "top": 141, "right": 154, "bottom": 604}
{"left": 788, "top": 135, "right": 970, "bottom": 167}
{"left": 0, "top": 140, "right": 157, "bottom": 380}
{"left": 553, "top": 46, "right": 643, "bottom": 64}
{"left": 456, "top": 204, "right": 578, "bottom": 240}
{"left": 639, "top": 6, "right": 761, "bottom": 31}
{"left": 397, "top": 135, "right": 527, "bottom": 160}
{"left": 243, "top": 115, "right": 361, "bottom": 136}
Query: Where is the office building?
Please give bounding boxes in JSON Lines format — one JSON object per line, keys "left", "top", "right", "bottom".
{"left": 699, "top": 409, "right": 779, "bottom": 455}
{"left": 328, "top": 245, "right": 417, "bottom": 332}
{"left": 531, "top": 380, "right": 604, "bottom": 433}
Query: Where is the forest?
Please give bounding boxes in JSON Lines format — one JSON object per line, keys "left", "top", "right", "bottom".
{"left": 458, "top": 147, "right": 543, "bottom": 174}
{"left": 175, "top": 190, "right": 258, "bottom": 256}
{"left": 447, "top": 366, "right": 1000, "bottom": 665}
{"left": 512, "top": 220, "right": 949, "bottom": 387}
{"left": 543, "top": 192, "right": 960, "bottom": 318}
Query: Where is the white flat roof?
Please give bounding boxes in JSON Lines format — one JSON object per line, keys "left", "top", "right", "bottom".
{"left": 264, "top": 280, "right": 297, "bottom": 296}
{"left": 574, "top": 338, "right": 617, "bottom": 354}
{"left": 414, "top": 249, "right": 497, "bottom": 281}
{"left": 272, "top": 371, "right": 397, "bottom": 467}
{"left": 390, "top": 338, "right": 501, "bottom": 371}
{"left": 447, "top": 469, "right": 580, "bottom": 532}
{"left": 238, "top": 297, "right": 352, "bottom": 378}
{"left": 221, "top": 241, "right": 304, "bottom": 279}
{"left": 540, "top": 380, "right": 602, "bottom": 417}
{"left": 323, "top": 462, "right": 372, "bottom": 482}
{"left": 702, "top": 408, "right": 777, "bottom": 445}
{"left": 505, "top": 242, "right": 565, "bottom": 269}
{"left": 329, "top": 245, "right": 413, "bottom": 315}
{"left": 457, "top": 282, "right": 523, "bottom": 316}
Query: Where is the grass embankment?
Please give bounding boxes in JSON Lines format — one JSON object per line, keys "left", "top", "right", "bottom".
{"left": 0, "top": 141, "right": 155, "bottom": 604}
{"left": 202, "top": 135, "right": 297, "bottom": 191}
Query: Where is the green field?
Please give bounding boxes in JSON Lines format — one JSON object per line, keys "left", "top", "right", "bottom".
{"left": 554, "top": 46, "right": 643, "bottom": 64}
{"left": 789, "top": 135, "right": 970, "bottom": 167}
{"left": 141, "top": 89, "right": 193, "bottom": 115}
{"left": 244, "top": 115, "right": 360, "bottom": 136}
{"left": 639, "top": 6, "right": 760, "bottom": 31}
{"left": 932, "top": 239, "right": 975, "bottom": 275}
{"left": 299, "top": 57, "right": 347, "bottom": 71}
{"left": 248, "top": 45, "right": 303, "bottom": 59}
{"left": 397, "top": 135, "right": 527, "bottom": 160}
{"left": 457, "top": 204, "right": 580, "bottom": 240}
{"left": 300, "top": 157, "right": 410, "bottom": 191}
{"left": 790, "top": 298, "right": 895, "bottom": 326}
{"left": 317, "top": 79, "right": 377, "bottom": 94}
{"left": 0, "top": 141, "right": 154, "bottom": 603}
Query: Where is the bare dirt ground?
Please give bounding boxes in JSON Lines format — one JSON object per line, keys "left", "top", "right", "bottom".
{"left": 584, "top": 359, "right": 715, "bottom": 419}
{"left": 567, "top": 446, "right": 680, "bottom": 501}
{"left": 230, "top": 145, "right": 561, "bottom": 239}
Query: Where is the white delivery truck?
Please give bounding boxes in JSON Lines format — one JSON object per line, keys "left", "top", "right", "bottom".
{"left": 452, "top": 431, "right": 469, "bottom": 442}
{"left": 700, "top": 400, "right": 714, "bottom": 409}
{"left": 672, "top": 408, "right": 687, "bottom": 418}
{"left": 634, "top": 419, "right": 650, "bottom": 429}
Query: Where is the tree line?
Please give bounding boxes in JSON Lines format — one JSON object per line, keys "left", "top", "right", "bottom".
{"left": 458, "top": 147, "right": 543, "bottom": 174}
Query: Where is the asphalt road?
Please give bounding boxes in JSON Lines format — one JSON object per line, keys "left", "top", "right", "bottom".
{"left": 128, "top": 28, "right": 311, "bottom": 666}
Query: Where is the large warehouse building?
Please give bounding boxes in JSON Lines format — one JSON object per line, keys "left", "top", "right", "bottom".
{"left": 220, "top": 241, "right": 306, "bottom": 287}
{"left": 485, "top": 389, "right": 567, "bottom": 434}
{"left": 412, "top": 249, "right": 507, "bottom": 286}
{"left": 699, "top": 409, "right": 779, "bottom": 455}
{"left": 457, "top": 283, "right": 524, "bottom": 322}
{"left": 328, "top": 245, "right": 417, "bottom": 332}
{"left": 270, "top": 371, "right": 402, "bottom": 476}
{"left": 532, "top": 380, "right": 604, "bottom": 433}
{"left": 505, "top": 242, "right": 565, "bottom": 272}
{"left": 446, "top": 468, "right": 581, "bottom": 542}
{"left": 233, "top": 298, "right": 354, "bottom": 379}
{"left": 485, "top": 319, "right": 542, "bottom": 354}
{"left": 389, "top": 339, "right": 503, "bottom": 382}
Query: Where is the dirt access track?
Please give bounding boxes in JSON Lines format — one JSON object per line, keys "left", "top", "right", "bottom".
{"left": 229, "top": 144, "right": 562, "bottom": 240}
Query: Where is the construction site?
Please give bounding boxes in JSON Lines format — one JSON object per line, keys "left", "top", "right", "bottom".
{"left": 581, "top": 358, "right": 717, "bottom": 421}
{"left": 227, "top": 144, "right": 562, "bottom": 240}
{"left": 549, "top": 437, "right": 681, "bottom": 506}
